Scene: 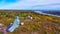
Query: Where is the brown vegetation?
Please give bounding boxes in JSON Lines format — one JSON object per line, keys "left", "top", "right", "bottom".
{"left": 0, "top": 10, "right": 60, "bottom": 34}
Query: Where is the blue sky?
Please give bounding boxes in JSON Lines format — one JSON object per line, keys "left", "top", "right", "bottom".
{"left": 0, "top": 0, "right": 60, "bottom": 10}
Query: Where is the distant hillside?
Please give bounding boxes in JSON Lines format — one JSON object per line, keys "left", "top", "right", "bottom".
{"left": 42, "top": 11, "right": 60, "bottom": 15}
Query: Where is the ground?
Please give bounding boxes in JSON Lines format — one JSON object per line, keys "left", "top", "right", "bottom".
{"left": 0, "top": 10, "right": 60, "bottom": 34}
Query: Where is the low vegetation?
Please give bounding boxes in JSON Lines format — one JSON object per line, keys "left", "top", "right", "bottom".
{"left": 0, "top": 10, "right": 60, "bottom": 34}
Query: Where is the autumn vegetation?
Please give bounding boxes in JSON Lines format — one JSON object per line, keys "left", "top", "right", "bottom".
{"left": 0, "top": 10, "right": 60, "bottom": 34}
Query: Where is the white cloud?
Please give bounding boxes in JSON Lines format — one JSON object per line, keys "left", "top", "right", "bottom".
{"left": 0, "top": 0, "right": 60, "bottom": 10}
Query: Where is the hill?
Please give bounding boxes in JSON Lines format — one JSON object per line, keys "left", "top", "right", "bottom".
{"left": 0, "top": 10, "right": 60, "bottom": 34}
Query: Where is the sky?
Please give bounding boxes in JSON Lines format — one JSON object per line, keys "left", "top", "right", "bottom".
{"left": 0, "top": 0, "right": 60, "bottom": 10}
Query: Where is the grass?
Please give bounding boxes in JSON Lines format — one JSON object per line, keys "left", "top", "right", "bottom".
{"left": 0, "top": 10, "right": 60, "bottom": 34}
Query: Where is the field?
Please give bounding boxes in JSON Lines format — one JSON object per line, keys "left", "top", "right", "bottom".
{"left": 0, "top": 10, "right": 60, "bottom": 34}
